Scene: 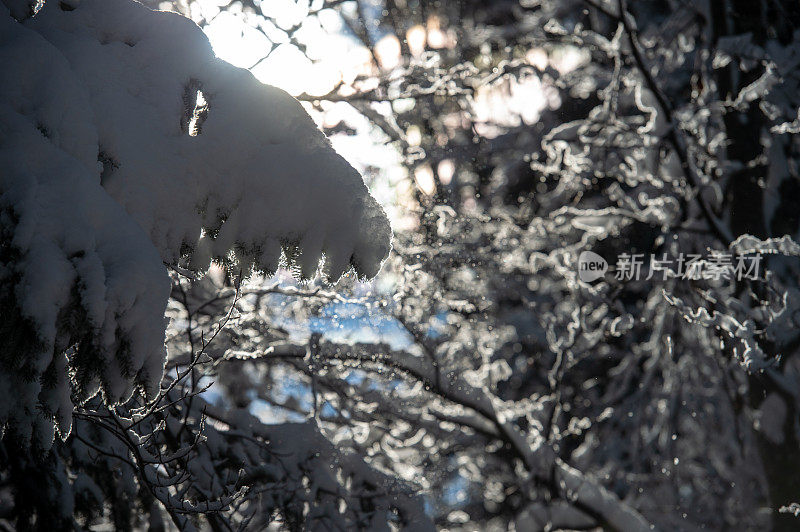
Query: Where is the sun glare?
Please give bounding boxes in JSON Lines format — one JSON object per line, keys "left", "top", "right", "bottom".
{"left": 187, "top": 1, "right": 554, "bottom": 226}
{"left": 191, "top": 0, "right": 366, "bottom": 97}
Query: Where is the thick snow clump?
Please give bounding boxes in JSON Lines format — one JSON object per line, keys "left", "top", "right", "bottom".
{"left": 0, "top": 0, "right": 392, "bottom": 445}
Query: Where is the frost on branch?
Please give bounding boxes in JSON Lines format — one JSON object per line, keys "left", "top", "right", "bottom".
{"left": 0, "top": 0, "right": 391, "bottom": 445}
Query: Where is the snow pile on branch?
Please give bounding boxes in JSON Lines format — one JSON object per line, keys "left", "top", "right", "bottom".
{"left": 0, "top": 0, "right": 391, "bottom": 445}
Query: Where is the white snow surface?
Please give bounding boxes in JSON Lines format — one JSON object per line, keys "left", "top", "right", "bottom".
{"left": 0, "top": 0, "right": 391, "bottom": 444}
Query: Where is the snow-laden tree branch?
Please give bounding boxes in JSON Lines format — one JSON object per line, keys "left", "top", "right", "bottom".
{"left": 263, "top": 339, "right": 653, "bottom": 531}
{"left": 0, "top": 0, "right": 391, "bottom": 445}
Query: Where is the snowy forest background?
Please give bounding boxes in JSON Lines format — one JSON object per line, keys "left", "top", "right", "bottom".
{"left": 3, "top": 0, "right": 800, "bottom": 530}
